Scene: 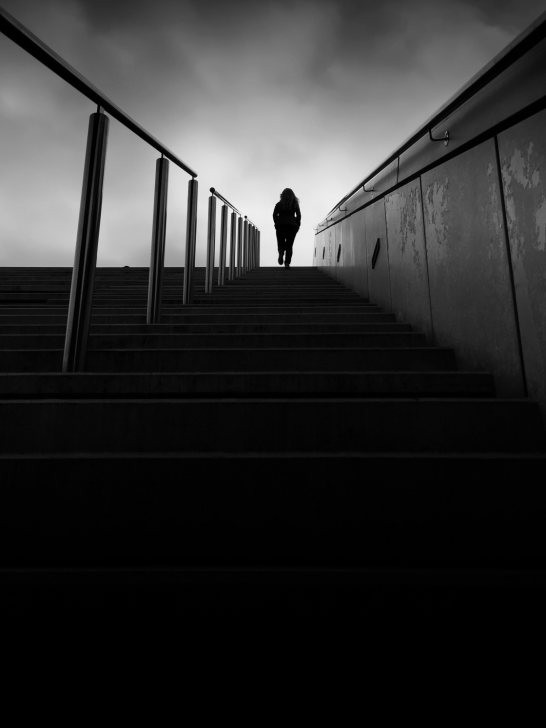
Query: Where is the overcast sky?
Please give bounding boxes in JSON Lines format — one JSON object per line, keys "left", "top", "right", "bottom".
{"left": 0, "top": 0, "right": 544, "bottom": 267}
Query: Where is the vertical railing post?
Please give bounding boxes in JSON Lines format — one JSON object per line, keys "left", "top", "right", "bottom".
{"left": 243, "top": 217, "right": 248, "bottom": 272}
{"left": 237, "top": 216, "right": 243, "bottom": 277}
{"left": 254, "top": 228, "right": 257, "bottom": 269}
{"left": 205, "top": 194, "right": 216, "bottom": 294}
{"left": 229, "top": 211, "right": 236, "bottom": 281}
{"left": 218, "top": 204, "right": 228, "bottom": 286}
{"left": 254, "top": 227, "right": 257, "bottom": 269}
{"left": 146, "top": 156, "right": 169, "bottom": 324}
{"left": 183, "top": 178, "right": 198, "bottom": 305}
{"left": 257, "top": 230, "right": 260, "bottom": 268}
{"left": 62, "top": 110, "right": 109, "bottom": 373}
{"left": 251, "top": 226, "right": 256, "bottom": 269}
{"left": 249, "top": 221, "right": 252, "bottom": 272}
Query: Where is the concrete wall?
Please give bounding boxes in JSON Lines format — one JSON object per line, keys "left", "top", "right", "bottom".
{"left": 385, "top": 179, "right": 433, "bottom": 340}
{"left": 315, "top": 107, "right": 546, "bottom": 413}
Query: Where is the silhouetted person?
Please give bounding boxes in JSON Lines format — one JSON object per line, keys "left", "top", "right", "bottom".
{"left": 273, "top": 188, "right": 301, "bottom": 268}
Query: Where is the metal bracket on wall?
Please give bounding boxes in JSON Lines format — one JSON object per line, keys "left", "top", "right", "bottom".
{"left": 339, "top": 207, "right": 348, "bottom": 213}
{"left": 371, "top": 238, "right": 381, "bottom": 269}
{"left": 429, "top": 128, "right": 449, "bottom": 146}
{"left": 322, "top": 247, "right": 325, "bottom": 260}
{"left": 337, "top": 244, "right": 341, "bottom": 263}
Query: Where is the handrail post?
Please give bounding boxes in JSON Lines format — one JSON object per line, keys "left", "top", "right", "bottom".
{"left": 183, "top": 178, "right": 198, "bottom": 305}
{"left": 146, "top": 157, "right": 169, "bottom": 324}
{"left": 218, "top": 204, "right": 228, "bottom": 286}
{"left": 62, "top": 110, "right": 109, "bottom": 372}
{"left": 243, "top": 217, "right": 248, "bottom": 273}
{"left": 254, "top": 228, "right": 258, "bottom": 269}
{"left": 257, "top": 230, "right": 260, "bottom": 268}
{"left": 237, "top": 216, "right": 243, "bottom": 277}
{"left": 205, "top": 194, "right": 216, "bottom": 294}
{"left": 228, "top": 211, "right": 236, "bottom": 281}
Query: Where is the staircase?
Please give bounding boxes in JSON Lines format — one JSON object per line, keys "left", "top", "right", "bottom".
{"left": 1, "top": 265, "right": 545, "bottom": 632}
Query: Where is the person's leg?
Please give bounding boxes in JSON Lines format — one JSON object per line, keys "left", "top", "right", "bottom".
{"left": 284, "top": 228, "right": 298, "bottom": 267}
{"left": 275, "top": 228, "right": 285, "bottom": 265}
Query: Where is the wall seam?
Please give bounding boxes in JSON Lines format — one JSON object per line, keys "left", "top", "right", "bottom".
{"left": 382, "top": 197, "right": 393, "bottom": 310}
{"left": 418, "top": 175, "right": 436, "bottom": 344}
{"left": 493, "top": 134, "right": 529, "bottom": 397}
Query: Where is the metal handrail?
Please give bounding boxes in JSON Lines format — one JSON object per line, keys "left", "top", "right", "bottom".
{"left": 209, "top": 188, "right": 241, "bottom": 215}
{"left": 0, "top": 6, "right": 197, "bottom": 177}
{"left": 324, "top": 10, "right": 546, "bottom": 218}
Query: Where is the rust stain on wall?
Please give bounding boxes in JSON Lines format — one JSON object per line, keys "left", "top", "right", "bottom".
{"left": 424, "top": 179, "right": 449, "bottom": 260}
{"left": 502, "top": 142, "right": 546, "bottom": 254}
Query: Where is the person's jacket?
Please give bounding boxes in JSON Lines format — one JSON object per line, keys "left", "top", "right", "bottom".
{"left": 273, "top": 202, "right": 301, "bottom": 228}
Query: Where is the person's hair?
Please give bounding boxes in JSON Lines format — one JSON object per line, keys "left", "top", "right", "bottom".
{"left": 279, "top": 188, "right": 299, "bottom": 210}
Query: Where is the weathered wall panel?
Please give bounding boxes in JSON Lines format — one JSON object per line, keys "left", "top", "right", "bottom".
{"left": 365, "top": 199, "right": 391, "bottom": 311}
{"left": 333, "top": 222, "right": 342, "bottom": 282}
{"left": 422, "top": 139, "right": 524, "bottom": 396}
{"left": 332, "top": 211, "right": 368, "bottom": 297}
{"left": 351, "top": 209, "right": 368, "bottom": 299}
{"left": 318, "top": 225, "right": 336, "bottom": 277}
{"left": 327, "top": 224, "right": 336, "bottom": 275}
{"left": 498, "top": 110, "right": 546, "bottom": 412}
{"left": 385, "top": 179, "right": 433, "bottom": 337}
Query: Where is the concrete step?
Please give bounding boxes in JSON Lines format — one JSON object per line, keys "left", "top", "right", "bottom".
{"left": 72, "top": 300, "right": 379, "bottom": 310}
{"left": 0, "top": 453, "right": 545, "bottom": 569}
{"left": 0, "top": 311, "right": 397, "bottom": 324}
{"left": 0, "top": 301, "right": 382, "bottom": 320}
{"left": 0, "top": 398, "right": 542, "bottom": 453}
{"left": 0, "top": 331, "right": 428, "bottom": 350}
{"left": 0, "top": 346, "right": 457, "bottom": 372}
{"left": 190, "top": 290, "right": 365, "bottom": 298}
{"left": 0, "top": 322, "right": 413, "bottom": 335}
{"left": 0, "top": 371, "right": 495, "bottom": 398}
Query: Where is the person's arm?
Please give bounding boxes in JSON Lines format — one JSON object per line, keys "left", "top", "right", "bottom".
{"left": 273, "top": 203, "right": 279, "bottom": 228}
{"left": 294, "top": 204, "right": 301, "bottom": 228}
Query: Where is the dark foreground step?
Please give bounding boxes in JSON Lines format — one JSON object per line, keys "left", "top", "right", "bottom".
{"left": 4, "top": 564, "right": 546, "bottom": 636}
{"left": 0, "top": 371, "right": 495, "bottom": 398}
{"left": 0, "top": 453, "right": 545, "bottom": 569}
{"left": 0, "top": 398, "right": 543, "bottom": 453}
{"left": 0, "top": 346, "right": 457, "bottom": 372}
